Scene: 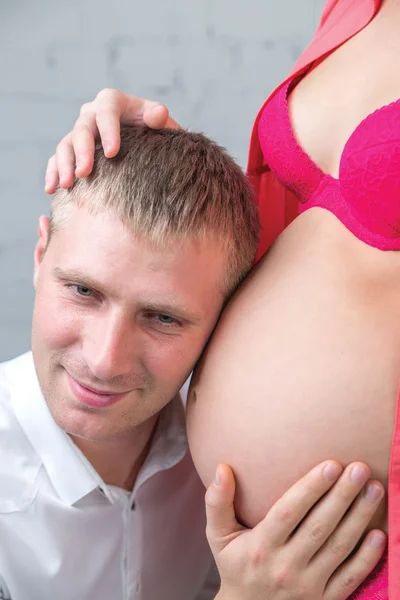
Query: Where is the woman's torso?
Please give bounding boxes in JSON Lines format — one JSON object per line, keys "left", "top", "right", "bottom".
{"left": 187, "top": 0, "right": 400, "bottom": 535}
{"left": 188, "top": 207, "right": 400, "bottom": 529}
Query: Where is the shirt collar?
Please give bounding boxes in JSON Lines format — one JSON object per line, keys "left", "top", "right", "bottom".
{"left": 9, "top": 353, "right": 100, "bottom": 506}
{"left": 132, "top": 392, "right": 188, "bottom": 495}
{"left": 8, "top": 353, "right": 188, "bottom": 505}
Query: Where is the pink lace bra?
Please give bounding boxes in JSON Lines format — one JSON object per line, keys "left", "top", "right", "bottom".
{"left": 258, "top": 79, "right": 400, "bottom": 250}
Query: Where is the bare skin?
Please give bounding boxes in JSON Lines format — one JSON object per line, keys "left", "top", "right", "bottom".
{"left": 188, "top": 208, "right": 400, "bottom": 530}
{"left": 187, "top": 0, "right": 400, "bottom": 532}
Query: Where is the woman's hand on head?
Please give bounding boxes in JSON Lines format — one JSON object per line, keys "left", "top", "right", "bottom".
{"left": 207, "top": 461, "right": 386, "bottom": 600}
{"left": 44, "top": 88, "right": 181, "bottom": 194}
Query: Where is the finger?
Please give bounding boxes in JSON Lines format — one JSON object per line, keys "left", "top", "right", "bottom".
{"left": 312, "top": 479, "right": 385, "bottom": 576}
{"left": 71, "top": 120, "right": 97, "bottom": 178}
{"left": 94, "top": 88, "right": 141, "bottom": 157}
{"left": 95, "top": 89, "right": 181, "bottom": 156}
{"left": 324, "top": 529, "right": 387, "bottom": 600}
{"left": 142, "top": 104, "right": 181, "bottom": 130}
{"left": 94, "top": 89, "right": 126, "bottom": 158}
{"left": 289, "top": 462, "right": 371, "bottom": 564}
{"left": 44, "top": 155, "right": 59, "bottom": 194}
{"left": 205, "top": 464, "right": 245, "bottom": 554}
{"left": 255, "top": 461, "right": 343, "bottom": 547}
{"left": 100, "top": 100, "right": 180, "bottom": 152}
{"left": 55, "top": 133, "right": 76, "bottom": 188}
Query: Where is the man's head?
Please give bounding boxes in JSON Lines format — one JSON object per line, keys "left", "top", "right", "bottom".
{"left": 32, "top": 126, "right": 259, "bottom": 443}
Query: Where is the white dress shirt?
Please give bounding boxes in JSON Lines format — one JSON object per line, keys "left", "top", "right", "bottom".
{"left": 0, "top": 353, "right": 219, "bottom": 600}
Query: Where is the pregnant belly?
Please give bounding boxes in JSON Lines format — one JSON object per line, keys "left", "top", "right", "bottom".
{"left": 186, "top": 209, "right": 400, "bottom": 530}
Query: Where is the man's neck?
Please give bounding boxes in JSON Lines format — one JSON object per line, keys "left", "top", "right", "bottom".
{"left": 70, "top": 414, "right": 159, "bottom": 492}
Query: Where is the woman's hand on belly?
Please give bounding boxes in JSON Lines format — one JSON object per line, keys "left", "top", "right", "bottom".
{"left": 209, "top": 460, "right": 386, "bottom": 600}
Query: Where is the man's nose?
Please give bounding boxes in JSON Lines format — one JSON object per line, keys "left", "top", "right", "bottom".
{"left": 83, "top": 311, "right": 140, "bottom": 382}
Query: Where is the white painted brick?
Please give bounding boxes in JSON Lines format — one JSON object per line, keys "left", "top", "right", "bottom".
{"left": 0, "top": 0, "right": 324, "bottom": 360}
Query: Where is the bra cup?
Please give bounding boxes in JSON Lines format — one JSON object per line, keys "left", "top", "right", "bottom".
{"left": 258, "top": 85, "right": 324, "bottom": 204}
{"left": 339, "top": 101, "right": 400, "bottom": 238}
{"left": 259, "top": 81, "right": 400, "bottom": 244}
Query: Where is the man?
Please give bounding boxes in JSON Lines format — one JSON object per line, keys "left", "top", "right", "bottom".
{"left": 1, "top": 125, "right": 258, "bottom": 599}
{"left": 0, "top": 125, "right": 385, "bottom": 600}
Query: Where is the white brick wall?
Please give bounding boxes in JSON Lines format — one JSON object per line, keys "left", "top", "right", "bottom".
{"left": 0, "top": 0, "right": 325, "bottom": 360}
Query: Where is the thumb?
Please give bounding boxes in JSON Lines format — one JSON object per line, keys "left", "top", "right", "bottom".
{"left": 205, "top": 464, "right": 244, "bottom": 553}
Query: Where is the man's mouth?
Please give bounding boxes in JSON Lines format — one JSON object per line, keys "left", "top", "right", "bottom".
{"left": 67, "top": 373, "right": 131, "bottom": 409}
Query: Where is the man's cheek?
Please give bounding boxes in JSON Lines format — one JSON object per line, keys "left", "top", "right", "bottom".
{"left": 152, "top": 343, "right": 201, "bottom": 385}
{"left": 38, "top": 305, "right": 80, "bottom": 350}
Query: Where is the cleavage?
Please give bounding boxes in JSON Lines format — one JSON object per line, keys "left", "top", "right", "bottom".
{"left": 287, "top": 7, "right": 400, "bottom": 178}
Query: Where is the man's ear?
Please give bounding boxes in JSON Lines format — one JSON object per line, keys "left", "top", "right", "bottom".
{"left": 33, "top": 216, "right": 50, "bottom": 289}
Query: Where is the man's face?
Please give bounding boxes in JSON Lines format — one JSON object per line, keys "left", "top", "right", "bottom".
{"left": 32, "top": 204, "right": 226, "bottom": 443}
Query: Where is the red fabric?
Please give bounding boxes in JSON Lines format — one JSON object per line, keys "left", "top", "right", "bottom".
{"left": 389, "top": 395, "right": 400, "bottom": 600}
{"left": 351, "top": 551, "right": 388, "bottom": 599}
{"left": 246, "top": 1, "right": 400, "bottom": 597}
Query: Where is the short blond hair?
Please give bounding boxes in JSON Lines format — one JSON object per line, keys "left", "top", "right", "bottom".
{"left": 51, "top": 126, "right": 260, "bottom": 296}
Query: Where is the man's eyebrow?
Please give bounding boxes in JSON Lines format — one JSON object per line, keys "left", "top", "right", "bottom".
{"left": 52, "top": 267, "right": 105, "bottom": 292}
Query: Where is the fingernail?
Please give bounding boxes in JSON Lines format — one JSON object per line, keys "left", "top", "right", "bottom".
{"left": 214, "top": 466, "right": 221, "bottom": 487}
{"left": 104, "top": 142, "right": 113, "bottom": 155}
{"left": 323, "top": 462, "right": 341, "bottom": 481}
{"left": 364, "top": 483, "right": 383, "bottom": 503}
{"left": 351, "top": 465, "right": 369, "bottom": 484}
{"left": 370, "top": 532, "right": 386, "bottom": 549}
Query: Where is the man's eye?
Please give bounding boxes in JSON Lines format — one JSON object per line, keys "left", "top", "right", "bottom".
{"left": 144, "top": 312, "right": 182, "bottom": 328}
{"left": 157, "top": 314, "right": 175, "bottom": 325}
{"left": 75, "top": 285, "right": 93, "bottom": 297}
